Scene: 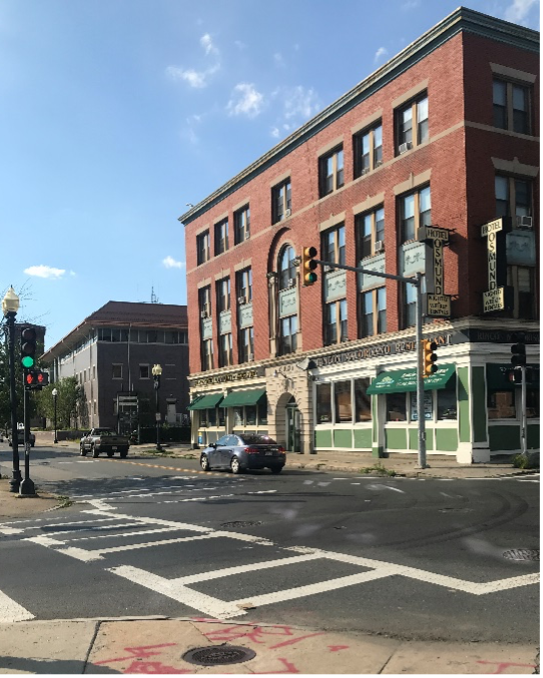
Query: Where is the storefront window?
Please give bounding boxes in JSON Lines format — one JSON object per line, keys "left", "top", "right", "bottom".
{"left": 208, "top": 408, "right": 217, "bottom": 427}
{"left": 526, "top": 389, "right": 540, "bottom": 418}
{"left": 246, "top": 406, "right": 257, "bottom": 425}
{"left": 233, "top": 407, "right": 243, "bottom": 427}
{"left": 316, "top": 383, "right": 332, "bottom": 423}
{"left": 386, "top": 393, "right": 407, "bottom": 421}
{"left": 218, "top": 408, "right": 226, "bottom": 426}
{"left": 410, "top": 392, "right": 433, "bottom": 421}
{"left": 487, "top": 389, "right": 516, "bottom": 419}
{"left": 354, "top": 378, "right": 371, "bottom": 422}
{"left": 258, "top": 400, "right": 268, "bottom": 425}
{"left": 334, "top": 381, "right": 352, "bottom": 423}
{"left": 437, "top": 376, "right": 457, "bottom": 420}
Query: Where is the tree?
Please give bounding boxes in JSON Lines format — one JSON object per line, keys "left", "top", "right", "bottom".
{"left": 35, "top": 377, "right": 85, "bottom": 430}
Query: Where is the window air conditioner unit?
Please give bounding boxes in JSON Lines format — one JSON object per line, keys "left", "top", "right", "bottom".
{"left": 244, "top": 232, "right": 250, "bottom": 240}
{"left": 200, "top": 310, "right": 208, "bottom": 319}
{"left": 237, "top": 296, "right": 246, "bottom": 305}
{"left": 399, "top": 142, "right": 412, "bottom": 154}
{"left": 374, "top": 240, "right": 385, "bottom": 253}
{"left": 247, "top": 353, "right": 254, "bottom": 362}
{"left": 375, "top": 159, "right": 383, "bottom": 167}
{"left": 517, "top": 215, "right": 533, "bottom": 229}
{"left": 285, "top": 208, "right": 292, "bottom": 217}
{"left": 288, "top": 277, "right": 296, "bottom": 287}
{"left": 361, "top": 167, "right": 370, "bottom": 176}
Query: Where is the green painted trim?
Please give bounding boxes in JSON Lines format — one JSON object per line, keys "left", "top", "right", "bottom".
{"left": 354, "top": 428, "right": 372, "bottom": 449}
{"left": 489, "top": 425, "right": 520, "bottom": 451}
{"left": 372, "top": 446, "right": 384, "bottom": 458}
{"left": 458, "top": 366, "right": 471, "bottom": 443}
{"left": 372, "top": 396, "right": 378, "bottom": 444}
{"left": 409, "top": 427, "right": 434, "bottom": 450}
{"left": 179, "top": 10, "right": 538, "bottom": 226}
{"left": 527, "top": 424, "right": 540, "bottom": 449}
{"left": 472, "top": 366, "right": 487, "bottom": 443}
{"left": 314, "top": 429, "right": 333, "bottom": 448}
{"left": 435, "top": 428, "right": 458, "bottom": 451}
{"left": 334, "top": 429, "right": 352, "bottom": 448}
{"left": 385, "top": 428, "right": 407, "bottom": 450}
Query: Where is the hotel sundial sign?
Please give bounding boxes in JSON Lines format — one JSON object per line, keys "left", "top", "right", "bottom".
{"left": 481, "top": 217, "right": 513, "bottom": 313}
{"left": 418, "top": 225, "right": 452, "bottom": 317}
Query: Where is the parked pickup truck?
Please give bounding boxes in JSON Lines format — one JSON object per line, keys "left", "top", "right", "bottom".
{"left": 79, "top": 428, "right": 130, "bottom": 458}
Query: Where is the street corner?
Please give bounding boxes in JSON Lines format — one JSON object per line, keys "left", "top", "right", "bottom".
{"left": 85, "top": 618, "right": 400, "bottom": 674}
{"left": 0, "top": 477, "right": 61, "bottom": 519}
{"left": 381, "top": 640, "right": 538, "bottom": 675}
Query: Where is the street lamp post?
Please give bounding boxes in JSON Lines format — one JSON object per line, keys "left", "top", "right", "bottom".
{"left": 2, "top": 287, "right": 22, "bottom": 492}
{"left": 52, "top": 388, "right": 58, "bottom": 443}
{"left": 152, "top": 364, "right": 163, "bottom": 452}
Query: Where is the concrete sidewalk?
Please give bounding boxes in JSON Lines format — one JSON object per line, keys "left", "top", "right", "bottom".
{"left": 0, "top": 616, "right": 538, "bottom": 674}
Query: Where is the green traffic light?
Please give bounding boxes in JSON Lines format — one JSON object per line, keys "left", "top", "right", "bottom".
{"left": 22, "top": 356, "right": 35, "bottom": 368}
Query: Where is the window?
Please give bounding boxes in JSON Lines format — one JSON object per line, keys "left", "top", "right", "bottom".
{"left": 354, "top": 378, "right": 371, "bottom": 422}
{"left": 403, "top": 279, "right": 418, "bottom": 328}
{"left": 272, "top": 178, "right": 292, "bottom": 223}
{"left": 196, "top": 230, "right": 210, "bottom": 265}
{"left": 278, "top": 245, "right": 297, "bottom": 290}
{"left": 493, "top": 79, "right": 531, "bottom": 134}
{"left": 357, "top": 207, "right": 385, "bottom": 259}
{"left": 334, "top": 381, "right": 352, "bottom": 423}
{"left": 199, "top": 286, "right": 212, "bottom": 318}
{"left": 214, "top": 218, "right": 229, "bottom": 255}
{"left": 322, "top": 224, "right": 346, "bottom": 266}
{"left": 437, "top": 374, "right": 457, "bottom": 420}
{"left": 239, "top": 327, "right": 254, "bottom": 363}
{"left": 279, "top": 316, "right": 297, "bottom": 355}
{"left": 202, "top": 338, "right": 214, "bottom": 371}
{"left": 112, "top": 364, "right": 122, "bottom": 380}
{"left": 218, "top": 333, "right": 233, "bottom": 367}
{"left": 237, "top": 268, "right": 252, "bottom": 304}
{"left": 139, "top": 364, "right": 150, "bottom": 379}
{"left": 319, "top": 146, "right": 344, "bottom": 197}
{"left": 316, "top": 382, "right": 332, "bottom": 423}
{"left": 146, "top": 330, "right": 158, "bottom": 343}
{"left": 354, "top": 123, "right": 382, "bottom": 177}
{"left": 396, "top": 94, "right": 428, "bottom": 152}
{"left": 216, "top": 278, "right": 230, "bottom": 313}
{"left": 234, "top": 205, "right": 250, "bottom": 244}
{"left": 324, "top": 299, "right": 347, "bottom": 345}
{"left": 199, "top": 286, "right": 213, "bottom": 371}
{"left": 386, "top": 393, "right": 407, "bottom": 421}
{"left": 360, "top": 287, "right": 386, "bottom": 337}
{"left": 399, "top": 186, "right": 431, "bottom": 243}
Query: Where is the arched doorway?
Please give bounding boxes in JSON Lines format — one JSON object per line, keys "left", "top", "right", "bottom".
{"left": 276, "top": 392, "right": 301, "bottom": 453}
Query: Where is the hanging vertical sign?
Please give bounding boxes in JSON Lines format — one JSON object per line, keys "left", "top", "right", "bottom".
{"left": 418, "top": 225, "right": 451, "bottom": 317}
{"left": 481, "top": 217, "right": 512, "bottom": 313}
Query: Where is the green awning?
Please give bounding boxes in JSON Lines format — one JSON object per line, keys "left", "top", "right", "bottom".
{"left": 187, "top": 393, "right": 224, "bottom": 410}
{"left": 367, "top": 364, "right": 456, "bottom": 395}
{"left": 220, "top": 389, "right": 267, "bottom": 408}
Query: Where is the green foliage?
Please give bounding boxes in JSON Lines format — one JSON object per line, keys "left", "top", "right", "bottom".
{"left": 35, "top": 377, "right": 85, "bottom": 429}
{"left": 511, "top": 453, "right": 539, "bottom": 469}
{"left": 359, "top": 463, "right": 397, "bottom": 477}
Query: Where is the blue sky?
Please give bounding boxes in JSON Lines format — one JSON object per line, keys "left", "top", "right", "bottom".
{"left": 0, "top": 0, "right": 539, "bottom": 350}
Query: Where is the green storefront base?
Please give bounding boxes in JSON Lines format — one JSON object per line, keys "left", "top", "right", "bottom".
{"left": 489, "top": 423, "right": 540, "bottom": 451}
{"left": 314, "top": 427, "right": 373, "bottom": 451}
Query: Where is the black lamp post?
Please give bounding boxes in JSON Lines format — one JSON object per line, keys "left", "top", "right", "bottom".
{"left": 152, "top": 364, "right": 163, "bottom": 451}
{"left": 52, "top": 388, "right": 58, "bottom": 443}
{"left": 2, "top": 287, "right": 22, "bottom": 493}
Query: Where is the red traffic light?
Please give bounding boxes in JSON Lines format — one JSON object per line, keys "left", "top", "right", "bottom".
{"left": 25, "top": 372, "right": 35, "bottom": 385}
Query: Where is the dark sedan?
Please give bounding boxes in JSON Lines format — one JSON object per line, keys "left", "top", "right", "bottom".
{"left": 200, "top": 434, "right": 286, "bottom": 474}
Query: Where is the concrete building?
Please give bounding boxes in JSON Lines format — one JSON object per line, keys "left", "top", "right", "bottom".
{"left": 180, "top": 7, "right": 539, "bottom": 463}
{"left": 42, "top": 301, "right": 189, "bottom": 432}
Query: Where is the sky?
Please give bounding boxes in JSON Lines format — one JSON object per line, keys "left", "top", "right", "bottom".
{"left": 0, "top": 0, "right": 539, "bottom": 351}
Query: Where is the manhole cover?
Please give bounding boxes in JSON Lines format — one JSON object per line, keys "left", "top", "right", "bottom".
{"left": 221, "top": 520, "right": 262, "bottom": 528}
{"left": 183, "top": 645, "right": 256, "bottom": 666}
{"left": 503, "top": 549, "right": 539, "bottom": 561}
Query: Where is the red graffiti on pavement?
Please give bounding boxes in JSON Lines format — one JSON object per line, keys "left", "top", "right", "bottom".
{"left": 476, "top": 660, "right": 536, "bottom": 674}
{"left": 269, "top": 632, "right": 324, "bottom": 649}
{"left": 203, "top": 623, "right": 322, "bottom": 648}
{"left": 327, "top": 645, "right": 350, "bottom": 652}
{"left": 124, "top": 660, "right": 192, "bottom": 674}
{"left": 253, "top": 657, "right": 301, "bottom": 674}
{"left": 95, "top": 644, "right": 177, "bottom": 665}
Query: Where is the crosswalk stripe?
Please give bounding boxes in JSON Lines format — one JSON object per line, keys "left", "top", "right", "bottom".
{"left": 0, "top": 589, "right": 34, "bottom": 622}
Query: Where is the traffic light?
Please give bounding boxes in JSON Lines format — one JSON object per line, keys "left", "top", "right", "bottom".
{"left": 20, "top": 327, "right": 37, "bottom": 369}
{"left": 24, "top": 369, "right": 48, "bottom": 390}
{"left": 301, "top": 246, "right": 318, "bottom": 286}
{"left": 422, "top": 339, "right": 438, "bottom": 378}
{"left": 511, "top": 332, "right": 526, "bottom": 367}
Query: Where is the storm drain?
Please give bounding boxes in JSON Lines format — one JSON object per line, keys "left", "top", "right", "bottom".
{"left": 183, "top": 645, "right": 256, "bottom": 666}
{"left": 503, "top": 548, "right": 539, "bottom": 561}
{"left": 221, "top": 520, "right": 262, "bottom": 528}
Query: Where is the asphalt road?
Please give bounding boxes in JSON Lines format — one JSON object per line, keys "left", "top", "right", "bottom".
{"left": 0, "top": 444, "right": 539, "bottom": 643}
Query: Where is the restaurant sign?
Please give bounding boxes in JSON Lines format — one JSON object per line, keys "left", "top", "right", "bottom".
{"left": 419, "top": 225, "right": 451, "bottom": 318}
{"left": 481, "top": 217, "right": 513, "bottom": 313}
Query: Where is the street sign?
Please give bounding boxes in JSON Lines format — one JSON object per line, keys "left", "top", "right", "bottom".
{"left": 426, "top": 294, "right": 451, "bottom": 317}
{"left": 155, "top": 413, "right": 161, "bottom": 422}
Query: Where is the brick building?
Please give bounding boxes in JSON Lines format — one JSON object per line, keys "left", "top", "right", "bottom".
{"left": 42, "top": 302, "right": 190, "bottom": 432}
{"left": 180, "top": 7, "right": 539, "bottom": 463}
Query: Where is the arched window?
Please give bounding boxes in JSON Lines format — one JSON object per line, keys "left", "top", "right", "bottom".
{"left": 277, "top": 245, "right": 297, "bottom": 354}
{"left": 278, "top": 245, "right": 296, "bottom": 290}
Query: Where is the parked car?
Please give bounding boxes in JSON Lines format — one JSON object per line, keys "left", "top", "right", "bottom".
{"left": 7, "top": 430, "right": 35, "bottom": 447}
{"left": 200, "top": 434, "right": 286, "bottom": 474}
{"left": 80, "top": 428, "right": 130, "bottom": 458}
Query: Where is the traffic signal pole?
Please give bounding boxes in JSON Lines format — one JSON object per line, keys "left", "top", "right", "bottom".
{"left": 521, "top": 365, "right": 527, "bottom": 456}
{"left": 304, "top": 258, "right": 428, "bottom": 468}
{"left": 20, "top": 377, "right": 35, "bottom": 496}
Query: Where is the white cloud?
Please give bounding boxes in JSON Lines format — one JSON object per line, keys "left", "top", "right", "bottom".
{"left": 401, "top": 0, "right": 420, "bottom": 9}
{"left": 504, "top": 0, "right": 538, "bottom": 22}
{"left": 227, "top": 83, "right": 265, "bottom": 118}
{"left": 166, "top": 33, "right": 221, "bottom": 89}
{"left": 200, "top": 33, "right": 219, "bottom": 57}
{"left": 271, "top": 126, "right": 280, "bottom": 138}
{"left": 162, "top": 256, "right": 185, "bottom": 269}
{"left": 274, "top": 52, "right": 286, "bottom": 68}
{"left": 24, "top": 265, "right": 66, "bottom": 279}
{"left": 283, "top": 86, "right": 320, "bottom": 121}
{"left": 374, "top": 47, "right": 388, "bottom": 63}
